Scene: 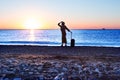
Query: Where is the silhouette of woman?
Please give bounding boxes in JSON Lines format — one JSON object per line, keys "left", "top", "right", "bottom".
{"left": 58, "top": 21, "right": 71, "bottom": 46}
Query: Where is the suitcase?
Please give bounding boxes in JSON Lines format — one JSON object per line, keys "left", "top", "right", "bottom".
{"left": 70, "top": 32, "right": 75, "bottom": 47}
{"left": 71, "top": 39, "right": 75, "bottom": 47}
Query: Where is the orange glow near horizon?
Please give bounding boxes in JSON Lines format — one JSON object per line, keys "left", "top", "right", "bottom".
{"left": 0, "top": 20, "right": 120, "bottom": 29}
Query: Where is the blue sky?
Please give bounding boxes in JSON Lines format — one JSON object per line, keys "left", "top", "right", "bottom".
{"left": 0, "top": 0, "right": 120, "bottom": 29}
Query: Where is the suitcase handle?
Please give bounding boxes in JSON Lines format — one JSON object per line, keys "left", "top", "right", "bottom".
{"left": 70, "top": 31, "right": 72, "bottom": 40}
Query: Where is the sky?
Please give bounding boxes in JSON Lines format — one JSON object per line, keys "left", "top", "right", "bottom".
{"left": 0, "top": 0, "right": 120, "bottom": 29}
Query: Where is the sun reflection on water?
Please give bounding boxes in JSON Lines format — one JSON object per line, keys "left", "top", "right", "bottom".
{"left": 29, "top": 29, "right": 35, "bottom": 41}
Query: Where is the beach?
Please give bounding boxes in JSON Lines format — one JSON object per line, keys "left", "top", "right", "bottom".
{"left": 0, "top": 45, "right": 120, "bottom": 80}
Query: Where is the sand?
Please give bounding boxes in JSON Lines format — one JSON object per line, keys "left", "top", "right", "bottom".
{"left": 0, "top": 45, "right": 120, "bottom": 79}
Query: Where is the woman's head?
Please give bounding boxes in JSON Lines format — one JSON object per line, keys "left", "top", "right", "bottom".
{"left": 61, "top": 21, "right": 65, "bottom": 25}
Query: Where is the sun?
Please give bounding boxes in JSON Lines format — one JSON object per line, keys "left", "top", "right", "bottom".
{"left": 24, "top": 18, "right": 41, "bottom": 29}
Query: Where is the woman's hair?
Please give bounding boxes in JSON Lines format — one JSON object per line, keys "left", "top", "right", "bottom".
{"left": 61, "top": 21, "right": 65, "bottom": 25}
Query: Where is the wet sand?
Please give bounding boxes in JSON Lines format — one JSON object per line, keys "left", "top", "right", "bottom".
{"left": 0, "top": 45, "right": 120, "bottom": 56}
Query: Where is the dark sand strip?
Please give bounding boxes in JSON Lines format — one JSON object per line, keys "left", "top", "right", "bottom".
{"left": 0, "top": 45, "right": 120, "bottom": 56}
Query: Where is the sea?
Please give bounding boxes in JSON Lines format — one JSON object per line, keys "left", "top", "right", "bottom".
{"left": 0, "top": 29, "right": 120, "bottom": 47}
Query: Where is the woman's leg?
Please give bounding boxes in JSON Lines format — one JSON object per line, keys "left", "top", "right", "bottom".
{"left": 62, "top": 35, "right": 67, "bottom": 46}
